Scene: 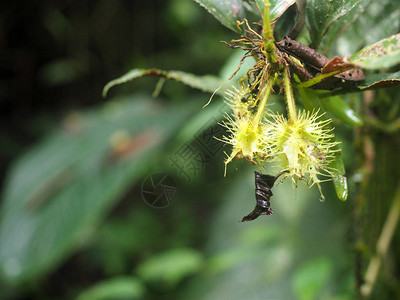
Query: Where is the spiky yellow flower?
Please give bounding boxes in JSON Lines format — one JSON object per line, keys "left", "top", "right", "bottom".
{"left": 262, "top": 110, "right": 339, "bottom": 198}
{"left": 221, "top": 85, "right": 273, "bottom": 174}
{"left": 222, "top": 113, "right": 264, "bottom": 164}
{"left": 221, "top": 89, "right": 264, "bottom": 168}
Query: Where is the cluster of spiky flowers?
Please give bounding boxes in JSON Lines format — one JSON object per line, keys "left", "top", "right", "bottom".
{"left": 223, "top": 86, "right": 338, "bottom": 198}
{"left": 221, "top": 1, "right": 340, "bottom": 199}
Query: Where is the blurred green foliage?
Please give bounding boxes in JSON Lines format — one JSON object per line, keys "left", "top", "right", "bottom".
{"left": 77, "top": 277, "right": 144, "bottom": 300}
{"left": 0, "top": 1, "right": 399, "bottom": 300}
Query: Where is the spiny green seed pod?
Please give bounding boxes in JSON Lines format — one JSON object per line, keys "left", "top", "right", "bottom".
{"left": 221, "top": 87, "right": 272, "bottom": 174}
{"left": 221, "top": 113, "right": 265, "bottom": 169}
{"left": 263, "top": 110, "right": 339, "bottom": 198}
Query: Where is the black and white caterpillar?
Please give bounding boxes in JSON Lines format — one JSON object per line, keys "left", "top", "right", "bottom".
{"left": 277, "top": 36, "right": 364, "bottom": 82}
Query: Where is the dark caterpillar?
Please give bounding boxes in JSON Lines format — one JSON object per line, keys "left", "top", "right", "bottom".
{"left": 277, "top": 36, "right": 364, "bottom": 81}
{"left": 241, "top": 171, "right": 287, "bottom": 222}
{"left": 278, "top": 36, "right": 328, "bottom": 69}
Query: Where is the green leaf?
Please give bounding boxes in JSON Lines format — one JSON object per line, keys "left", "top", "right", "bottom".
{"left": 0, "top": 95, "right": 199, "bottom": 284}
{"left": 254, "top": 0, "right": 296, "bottom": 21}
{"left": 194, "top": 0, "right": 245, "bottom": 34}
{"left": 350, "top": 33, "right": 400, "bottom": 69}
{"left": 77, "top": 277, "right": 145, "bottom": 300}
{"left": 136, "top": 248, "right": 203, "bottom": 287}
{"left": 103, "top": 68, "right": 223, "bottom": 97}
{"left": 194, "top": 0, "right": 296, "bottom": 34}
{"left": 219, "top": 49, "right": 256, "bottom": 81}
{"left": 358, "top": 71, "right": 400, "bottom": 89}
{"left": 319, "top": 0, "right": 372, "bottom": 56}
{"left": 306, "top": 0, "right": 365, "bottom": 49}
{"left": 207, "top": 247, "right": 253, "bottom": 274}
{"left": 270, "top": 0, "right": 296, "bottom": 21}
{"left": 292, "top": 257, "right": 333, "bottom": 300}
{"left": 298, "top": 89, "right": 348, "bottom": 201}
{"left": 320, "top": 95, "right": 363, "bottom": 127}
{"left": 322, "top": 0, "right": 400, "bottom": 58}
{"left": 329, "top": 154, "right": 348, "bottom": 201}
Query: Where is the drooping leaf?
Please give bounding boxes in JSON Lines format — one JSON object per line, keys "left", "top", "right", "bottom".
{"left": 0, "top": 95, "right": 199, "bottom": 284}
{"left": 103, "top": 68, "right": 224, "bottom": 97}
{"left": 77, "top": 277, "right": 145, "bottom": 300}
{"left": 358, "top": 71, "right": 400, "bottom": 89}
{"left": 306, "top": 0, "right": 366, "bottom": 49}
{"left": 194, "top": 0, "right": 246, "bottom": 33}
{"left": 321, "top": 95, "right": 363, "bottom": 127}
{"left": 350, "top": 33, "right": 400, "bottom": 69}
{"left": 328, "top": 152, "right": 348, "bottom": 202}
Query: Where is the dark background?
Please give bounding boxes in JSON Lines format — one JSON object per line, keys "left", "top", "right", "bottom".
{"left": 0, "top": 0, "right": 231, "bottom": 185}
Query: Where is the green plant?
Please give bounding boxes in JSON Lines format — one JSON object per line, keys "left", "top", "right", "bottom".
{"left": 104, "top": 0, "right": 399, "bottom": 203}
{"left": 1, "top": 1, "right": 399, "bottom": 299}
{"left": 101, "top": 0, "right": 400, "bottom": 297}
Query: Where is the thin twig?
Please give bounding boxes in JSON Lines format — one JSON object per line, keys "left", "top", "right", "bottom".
{"left": 364, "top": 117, "right": 400, "bottom": 133}
{"left": 360, "top": 181, "right": 400, "bottom": 298}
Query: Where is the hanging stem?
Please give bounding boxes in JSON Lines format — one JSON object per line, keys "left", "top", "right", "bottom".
{"left": 283, "top": 66, "right": 297, "bottom": 121}
{"left": 253, "top": 82, "right": 272, "bottom": 126}
{"left": 360, "top": 181, "right": 400, "bottom": 297}
{"left": 262, "top": 0, "right": 278, "bottom": 64}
